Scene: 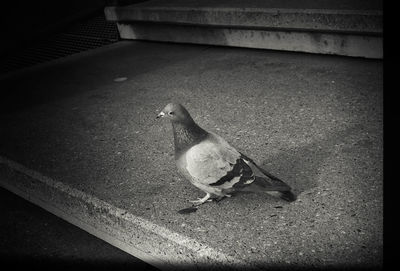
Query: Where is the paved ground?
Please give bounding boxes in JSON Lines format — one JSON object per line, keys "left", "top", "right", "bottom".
{"left": 0, "top": 40, "right": 383, "bottom": 269}
{"left": 0, "top": 186, "right": 158, "bottom": 270}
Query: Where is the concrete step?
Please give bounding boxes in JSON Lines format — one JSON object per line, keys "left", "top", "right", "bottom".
{"left": 0, "top": 40, "right": 383, "bottom": 270}
{"left": 104, "top": 0, "right": 382, "bottom": 58}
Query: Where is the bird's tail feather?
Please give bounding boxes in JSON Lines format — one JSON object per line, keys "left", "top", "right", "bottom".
{"left": 252, "top": 161, "right": 285, "bottom": 184}
{"left": 239, "top": 152, "right": 297, "bottom": 202}
{"left": 240, "top": 152, "right": 287, "bottom": 183}
{"left": 240, "top": 180, "right": 297, "bottom": 202}
{"left": 279, "top": 190, "right": 297, "bottom": 202}
{"left": 239, "top": 177, "right": 289, "bottom": 192}
{"left": 252, "top": 177, "right": 291, "bottom": 191}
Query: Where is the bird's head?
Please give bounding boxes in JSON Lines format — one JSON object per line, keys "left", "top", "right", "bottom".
{"left": 156, "top": 103, "right": 193, "bottom": 124}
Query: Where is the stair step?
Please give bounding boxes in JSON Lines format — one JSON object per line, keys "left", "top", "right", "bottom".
{"left": 104, "top": 0, "right": 382, "bottom": 58}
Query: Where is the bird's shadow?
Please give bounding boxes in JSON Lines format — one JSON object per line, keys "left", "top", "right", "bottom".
{"left": 252, "top": 125, "right": 363, "bottom": 197}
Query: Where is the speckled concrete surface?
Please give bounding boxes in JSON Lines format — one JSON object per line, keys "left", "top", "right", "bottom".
{"left": 129, "top": 0, "right": 382, "bottom": 10}
{"left": 0, "top": 41, "right": 382, "bottom": 269}
{"left": 107, "top": 0, "right": 383, "bottom": 33}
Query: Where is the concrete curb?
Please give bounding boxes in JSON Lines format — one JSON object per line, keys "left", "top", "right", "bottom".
{"left": 115, "top": 22, "right": 382, "bottom": 58}
{"left": 105, "top": 6, "right": 382, "bottom": 34}
{"left": 0, "top": 155, "right": 246, "bottom": 270}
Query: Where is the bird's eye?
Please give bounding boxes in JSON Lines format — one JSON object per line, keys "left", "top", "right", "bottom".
{"left": 168, "top": 111, "right": 175, "bottom": 115}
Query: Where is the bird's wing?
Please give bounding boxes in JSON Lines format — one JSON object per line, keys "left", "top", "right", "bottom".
{"left": 183, "top": 133, "right": 254, "bottom": 189}
{"left": 239, "top": 152, "right": 292, "bottom": 191}
{"left": 181, "top": 132, "right": 292, "bottom": 192}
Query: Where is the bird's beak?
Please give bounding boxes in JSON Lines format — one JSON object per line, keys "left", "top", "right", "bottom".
{"left": 156, "top": 111, "right": 165, "bottom": 119}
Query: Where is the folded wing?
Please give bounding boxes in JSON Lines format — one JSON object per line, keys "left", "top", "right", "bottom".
{"left": 184, "top": 133, "right": 292, "bottom": 193}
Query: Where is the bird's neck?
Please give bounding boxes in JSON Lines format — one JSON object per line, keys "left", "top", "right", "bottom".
{"left": 172, "top": 121, "right": 208, "bottom": 157}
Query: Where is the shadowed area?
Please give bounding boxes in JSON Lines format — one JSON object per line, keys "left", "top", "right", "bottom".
{"left": 0, "top": 187, "right": 158, "bottom": 270}
{"left": 260, "top": 123, "right": 374, "bottom": 196}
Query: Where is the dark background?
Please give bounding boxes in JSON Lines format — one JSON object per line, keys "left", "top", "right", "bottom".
{"left": 0, "top": 0, "right": 148, "bottom": 54}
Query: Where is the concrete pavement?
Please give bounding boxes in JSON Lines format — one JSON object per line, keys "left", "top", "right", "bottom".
{"left": 0, "top": 40, "right": 383, "bottom": 270}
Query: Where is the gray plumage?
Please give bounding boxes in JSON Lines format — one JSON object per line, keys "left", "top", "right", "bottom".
{"left": 157, "top": 103, "right": 296, "bottom": 205}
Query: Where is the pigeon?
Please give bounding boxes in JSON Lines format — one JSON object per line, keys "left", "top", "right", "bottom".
{"left": 157, "top": 103, "right": 296, "bottom": 206}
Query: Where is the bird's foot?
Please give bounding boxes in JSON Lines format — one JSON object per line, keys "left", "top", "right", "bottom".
{"left": 189, "top": 198, "right": 212, "bottom": 206}
{"left": 189, "top": 193, "right": 212, "bottom": 206}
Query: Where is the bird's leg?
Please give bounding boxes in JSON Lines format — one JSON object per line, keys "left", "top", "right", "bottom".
{"left": 189, "top": 192, "right": 212, "bottom": 206}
